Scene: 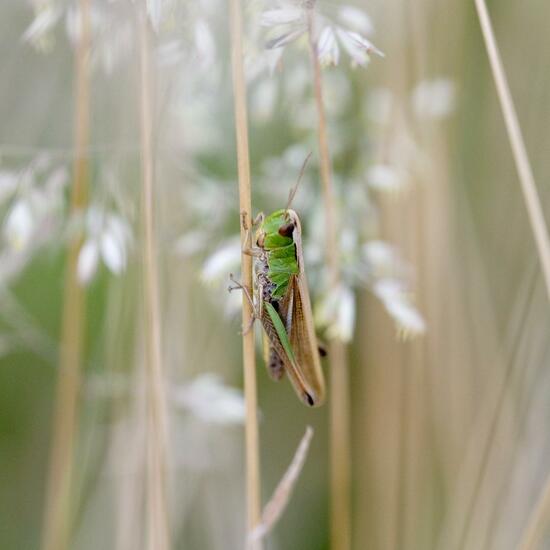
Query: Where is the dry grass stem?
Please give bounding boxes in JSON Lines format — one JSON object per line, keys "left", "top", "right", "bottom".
{"left": 228, "top": 0, "right": 262, "bottom": 546}
{"left": 474, "top": 0, "right": 550, "bottom": 301}
{"left": 138, "top": 13, "right": 171, "bottom": 550}
{"left": 248, "top": 427, "right": 314, "bottom": 546}
{"left": 474, "top": 1, "right": 550, "bottom": 546}
{"left": 306, "top": 9, "right": 351, "bottom": 550}
{"left": 518, "top": 463, "right": 550, "bottom": 549}
{"left": 41, "top": 1, "right": 91, "bottom": 549}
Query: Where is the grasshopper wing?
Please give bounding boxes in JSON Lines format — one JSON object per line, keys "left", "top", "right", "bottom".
{"left": 261, "top": 302, "right": 317, "bottom": 406}
{"left": 280, "top": 210, "right": 326, "bottom": 406}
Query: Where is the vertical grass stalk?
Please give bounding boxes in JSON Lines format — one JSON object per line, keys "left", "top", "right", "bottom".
{"left": 474, "top": 0, "right": 550, "bottom": 300}
{"left": 41, "top": 1, "right": 91, "bottom": 549}
{"left": 228, "top": 0, "right": 262, "bottom": 547}
{"left": 306, "top": 8, "right": 352, "bottom": 550}
{"left": 474, "top": 2, "right": 550, "bottom": 545}
{"left": 138, "top": 12, "right": 171, "bottom": 550}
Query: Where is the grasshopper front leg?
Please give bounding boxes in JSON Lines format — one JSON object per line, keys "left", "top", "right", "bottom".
{"left": 240, "top": 210, "right": 264, "bottom": 257}
{"left": 228, "top": 273, "right": 259, "bottom": 335}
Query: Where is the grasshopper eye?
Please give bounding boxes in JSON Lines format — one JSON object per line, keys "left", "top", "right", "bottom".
{"left": 278, "top": 221, "right": 295, "bottom": 237}
{"left": 256, "top": 232, "right": 265, "bottom": 247}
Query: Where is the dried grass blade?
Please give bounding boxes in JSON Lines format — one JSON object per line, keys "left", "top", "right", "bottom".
{"left": 248, "top": 426, "right": 314, "bottom": 546}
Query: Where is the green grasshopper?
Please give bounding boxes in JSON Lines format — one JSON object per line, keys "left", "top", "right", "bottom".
{"left": 229, "top": 156, "right": 326, "bottom": 407}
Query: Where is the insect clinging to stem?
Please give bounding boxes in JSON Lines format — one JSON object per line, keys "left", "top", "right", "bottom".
{"left": 229, "top": 154, "right": 326, "bottom": 407}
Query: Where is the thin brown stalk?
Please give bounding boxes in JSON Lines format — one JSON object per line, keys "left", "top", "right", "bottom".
{"left": 474, "top": 0, "right": 550, "bottom": 301}
{"left": 306, "top": 8, "right": 351, "bottom": 550}
{"left": 249, "top": 427, "right": 314, "bottom": 546}
{"left": 474, "top": 2, "right": 550, "bottom": 546}
{"left": 228, "top": 0, "right": 262, "bottom": 547}
{"left": 41, "top": 1, "right": 91, "bottom": 549}
{"left": 138, "top": 12, "right": 171, "bottom": 550}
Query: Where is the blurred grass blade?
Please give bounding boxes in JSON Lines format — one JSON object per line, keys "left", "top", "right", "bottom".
{"left": 475, "top": 0, "right": 550, "bottom": 301}
{"left": 306, "top": 6, "right": 352, "bottom": 550}
{"left": 41, "top": 1, "right": 91, "bottom": 549}
{"left": 248, "top": 427, "right": 314, "bottom": 546}
{"left": 138, "top": 10, "right": 171, "bottom": 550}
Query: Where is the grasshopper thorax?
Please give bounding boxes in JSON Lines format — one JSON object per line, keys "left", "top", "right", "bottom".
{"left": 253, "top": 209, "right": 300, "bottom": 301}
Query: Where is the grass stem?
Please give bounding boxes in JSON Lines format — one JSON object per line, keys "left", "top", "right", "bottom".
{"left": 138, "top": 12, "right": 171, "bottom": 550}
{"left": 228, "top": 0, "right": 262, "bottom": 547}
{"left": 307, "top": 9, "right": 351, "bottom": 550}
{"left": 474, "top": 2, "right": 550, "bottom": 547}
{"left": 474, "top": 0, "right": 550, "bottom": 301}
{"left": 41, "top": 1, "right": 91, "bottom": 549}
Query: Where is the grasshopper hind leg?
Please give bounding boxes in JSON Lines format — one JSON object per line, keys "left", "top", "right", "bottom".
{"left": 267, "top": 348, "right": 285, "bottom": 380}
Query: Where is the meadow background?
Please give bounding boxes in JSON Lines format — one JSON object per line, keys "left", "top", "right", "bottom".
{"left": 1, "top": 0, "right": 550, "bottom": 549}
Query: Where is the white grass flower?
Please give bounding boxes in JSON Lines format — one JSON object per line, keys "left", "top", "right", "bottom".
{"left": 373, "top": 278, "right": 426, "bottom": 338}
{"left": 261, "top": 2, "right": 383, "bottom": 68}
{"left": 265, "top": 25, "right": 308, "bottom": 50}
{"left": 337, "top": 6, "right": 374, "bottom": 36}
{"left": 363, "top": 240, "right": 399, "bottom": 275}
{"left": 260, "top": 5, "right": 304, "bottom": 27}
{"left": 412, "top": 78, "right": 456, "bottom": 119}
{"left": 201, "top": 237, "right": 241, "bottom": 284}
{"left": 335, "top": 28, "right": 384, "bottom": 67}
{"left": 65, "top": 4, "right": 104, "bottom": 47}
{"left": 387, "top": 298, "right": 426, "bottom": 339}
{"left": 100, "top": 231, "right": 126, "bottom": 274}
{"left": 79, "top": 207, "right": 131, "bottom": 283}
{"left": 173, "top": 374, "right": 245, "bottom": 424}
{"left": 77, "top": 239, "right": 99, "bottom": 284}
{"left": 201, "top": 239, "right": 241, "bottom": 284}
{"left": 4, "top": 200, "right": 34, "bottom": 252}
{"left": 367, "top": 164, "right": 407, "bottom": 193}
{"left": 317, "top": 26, "right": 339, "bottom": 67}
{"left": 316, "top": 284, "right": 356, "bottom": 342}
{"left": 22, "top": 3, "right": 61, "bottom": 51}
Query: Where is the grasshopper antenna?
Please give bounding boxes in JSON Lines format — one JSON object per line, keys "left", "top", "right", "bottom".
{"left": 285, "top": 152, "right": 312, "bottom": 216}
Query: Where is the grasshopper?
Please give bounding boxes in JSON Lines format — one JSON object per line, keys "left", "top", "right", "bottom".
{"left": 229, "top": 156, "right": 326, "bottom": 407}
